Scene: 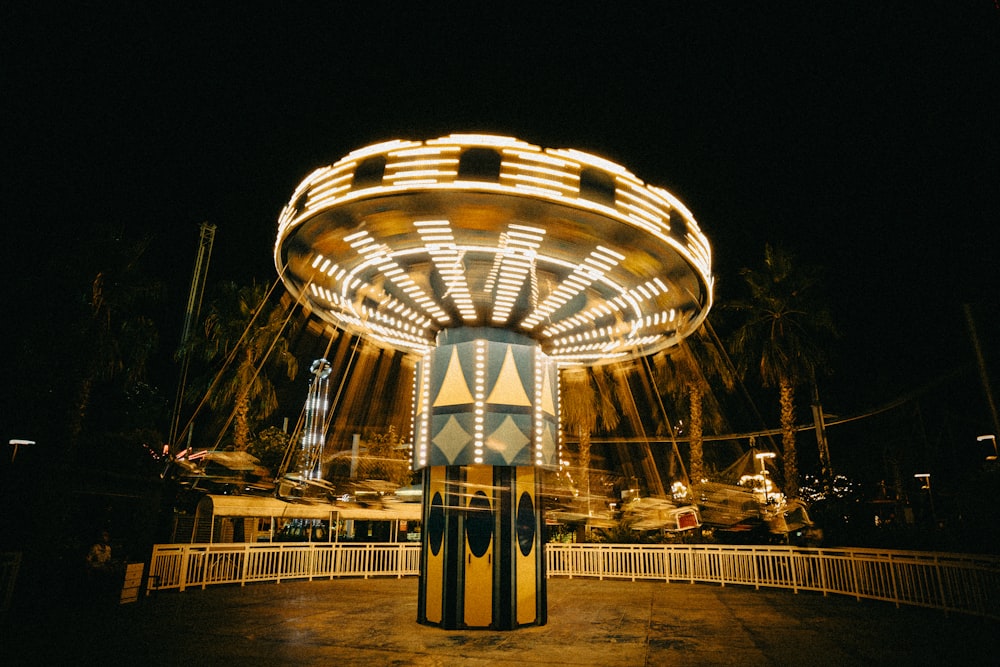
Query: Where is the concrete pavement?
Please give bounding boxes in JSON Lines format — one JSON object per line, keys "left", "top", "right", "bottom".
{"left": 4, "top": 577, "right": 998, "bottom": 666}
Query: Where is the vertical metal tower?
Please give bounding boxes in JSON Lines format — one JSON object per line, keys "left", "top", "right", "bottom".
{"left": 169, "top": 221, "right": 216, "bottom": 452}
{"left": 298, "top": 358, "right": 333, "bottom": 480}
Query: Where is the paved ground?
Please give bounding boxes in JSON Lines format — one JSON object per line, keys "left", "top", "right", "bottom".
{"left": 4, "top": 577, "right": 998, "bottom": 666}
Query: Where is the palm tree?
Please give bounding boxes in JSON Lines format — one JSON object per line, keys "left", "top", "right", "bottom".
{"left": 68, "top": 230, "right": 163, "bottom": 451}
{"left": 653, "top": 325, "right": 735, "bottom": 485}
{"left": 727, "top": 244, "right": 834, "bottom": 499}
{"left": 182, "top": 280, "right": 298, "bottom": 451}
{"left": 560, "top": 365, "right": 621, "bottom": 516}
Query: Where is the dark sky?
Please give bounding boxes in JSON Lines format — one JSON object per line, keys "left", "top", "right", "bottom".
{"left": 3, "top": 2, "right": 999, "bottom": 457}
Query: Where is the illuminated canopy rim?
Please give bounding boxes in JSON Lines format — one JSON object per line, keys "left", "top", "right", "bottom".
{"left": 274, "top": 134, "right": 714, "bottom": 365}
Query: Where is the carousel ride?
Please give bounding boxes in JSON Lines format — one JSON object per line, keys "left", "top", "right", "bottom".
{"left": 273, "top": 133, "right": 714, "bottom": 629}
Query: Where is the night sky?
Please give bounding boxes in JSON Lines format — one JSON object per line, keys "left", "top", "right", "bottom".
{"left": 3, "top": 3, "right": 999, "bottom": 483}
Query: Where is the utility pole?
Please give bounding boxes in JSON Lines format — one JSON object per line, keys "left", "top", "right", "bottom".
{"left": 811, "top": 377, "right": 833, "bottom": 494}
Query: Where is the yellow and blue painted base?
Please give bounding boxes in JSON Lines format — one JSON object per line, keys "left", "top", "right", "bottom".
{"left": 417, "top": 465, "right": 547, "bottom": 630}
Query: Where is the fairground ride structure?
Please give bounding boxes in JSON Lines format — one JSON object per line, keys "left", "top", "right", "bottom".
{"left": 274, "top": 134, "right": 713, "bottom": 630}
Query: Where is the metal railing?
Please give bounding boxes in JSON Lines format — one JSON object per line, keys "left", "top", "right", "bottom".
{"left": 146, "top": 542, "right": 1000, "bottom": 620}
{"left": 148, "top": 543, "right": 420, "bottom": 592}
{"left": 545, "top": 544, "right": 1000, "bottom": 621}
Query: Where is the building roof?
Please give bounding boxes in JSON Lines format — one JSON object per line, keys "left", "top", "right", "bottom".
{"left": 197, "top": 494, "right": 421, "bottom": 521}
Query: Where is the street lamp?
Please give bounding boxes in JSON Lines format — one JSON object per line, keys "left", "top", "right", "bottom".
{"left": 755, "top": 452, "right": 776, "bottom": 504}
{"left": 755, "top": 451, "right": 776, "bottom": 473}
{"left": 977, "top": 434, "right": 998, "bottom": 461}
{"left": 8, "top": 439, "right": 35, "bottom": 462}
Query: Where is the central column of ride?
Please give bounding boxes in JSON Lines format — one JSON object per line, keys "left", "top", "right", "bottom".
{"left": 413, "top": 327, "right": 559, "bottom": 629}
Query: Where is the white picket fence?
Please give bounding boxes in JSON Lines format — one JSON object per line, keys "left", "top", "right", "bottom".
{"left": 545, "top": 543, "right": 1000, "bottom": 620}
{"left": 146, "top": 543, "right": 1000, "bottom": 620}
{"left": 148, "top": 543, "right": 421, "bottom": 592}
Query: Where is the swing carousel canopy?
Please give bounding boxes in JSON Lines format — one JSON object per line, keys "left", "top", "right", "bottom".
{"left": 275, "top": 134, "right": 713, "bottom": 366}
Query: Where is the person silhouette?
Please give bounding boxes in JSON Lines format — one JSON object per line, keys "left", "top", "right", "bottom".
{"left": 85, "top": 530, "right": 115, "bottom": 604}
